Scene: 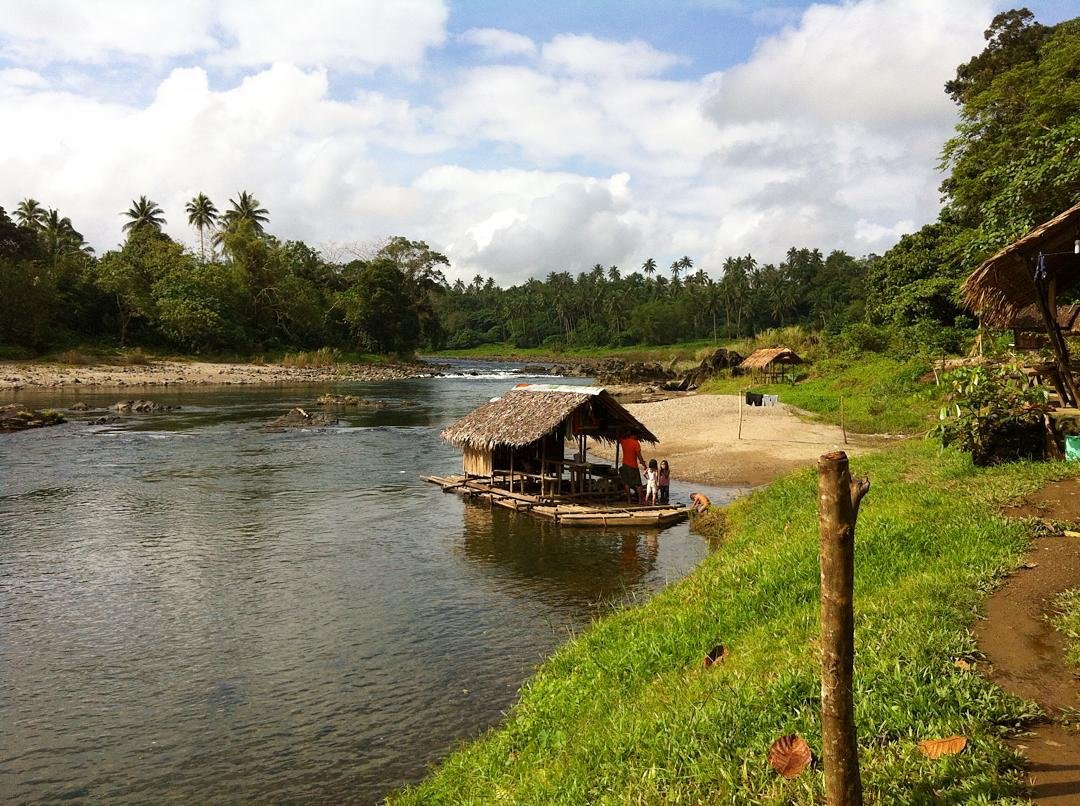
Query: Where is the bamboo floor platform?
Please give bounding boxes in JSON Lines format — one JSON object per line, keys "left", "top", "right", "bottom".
{"left": 422, "top": 474, "right": 693, "bottom": 528}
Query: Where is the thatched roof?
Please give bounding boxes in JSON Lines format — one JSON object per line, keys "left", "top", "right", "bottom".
{"left": 962, "top": 201, "right": 1080, "bottom": 326}
{"left": 739, "top": 347, "right": 803, "bottom": 370}
{"left": 442, "top": 384, "right": 657, "bottom": 450}
{"left": 1011, "top": 303, "right": 1080, "bottom": 334}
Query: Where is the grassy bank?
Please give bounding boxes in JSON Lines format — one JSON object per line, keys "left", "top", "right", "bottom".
{"left": 427, "top": 339, "right": 720, "bottom": 365}
{"left": 393, "top": 440, "right": 1077, "bottom": 804}
{"left": 1053, "top": 589, "right": 1080, "bottom": 667}
{"left": 700, "top": 354, "right": 941, "bottom": 435}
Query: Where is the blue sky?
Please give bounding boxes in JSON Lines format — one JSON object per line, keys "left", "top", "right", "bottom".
{"left": 1, "top": 0, "right": 1074, "bottom": 284}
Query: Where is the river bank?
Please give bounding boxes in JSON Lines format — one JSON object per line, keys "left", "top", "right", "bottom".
{"left": 0, "top": 358, "right": 431, "bottom": 391}
{"left": 393, "top": 441, "right": 1080, "bottom": 804}
{"left": 597, "top": 394, "right": 885, "bottom": 487}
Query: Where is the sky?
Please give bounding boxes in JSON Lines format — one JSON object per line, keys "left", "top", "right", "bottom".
{"left": 0, "top": 0, "right": 1075, "bottom": 285}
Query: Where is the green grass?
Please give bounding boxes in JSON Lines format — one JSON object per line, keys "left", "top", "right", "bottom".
{"left": 392, "top": 441, "right": 1078, "bottom": 804}
{"left": 427, "top": 340, "right": 720, "bottom": 364}
{"left": 701, "top": 354, "right": 943, "bottom": 435}
{"left": 1053, "top": 588, "right": 1080, "bottom": 667}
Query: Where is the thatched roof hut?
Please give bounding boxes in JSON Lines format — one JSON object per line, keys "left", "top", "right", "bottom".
{"left": 1011, "top": 303, "right": 1080, "bottom": 334}
{"left": 962, "top": 201, "right": 1080, "bottom": 327}
{"left": 442, "top": 384, "right": 656, "bottom": 451}
{"left": 739, "top": 347, "right": 804, "bottom": 373}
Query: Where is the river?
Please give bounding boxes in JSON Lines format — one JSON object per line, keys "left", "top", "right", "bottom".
{"left": 0, "top": 361, "right": 740, "bottom": 803}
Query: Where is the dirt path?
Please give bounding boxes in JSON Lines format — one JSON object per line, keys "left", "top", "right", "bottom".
{"left": 976, "top": 479, "right": 1080, "bottom": 804}
{"left": 594, "top": 394, "right": 888, "bottom": 487}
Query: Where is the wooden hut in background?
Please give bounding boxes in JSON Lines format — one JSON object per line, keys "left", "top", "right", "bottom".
{"left": 426, "top": 384, "right": 692, "bottom": 527}
{"left": 738, "top": 347, "right": 804, "bottom": 381}
{"left": 962, "top": 201, "right": 1080, "bottom": 406}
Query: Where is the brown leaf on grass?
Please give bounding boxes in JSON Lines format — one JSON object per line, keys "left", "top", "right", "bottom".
{"left": 703, "top": 644, "right": 728, "bottom": 668}
{"left": 954, "top": 658, "right": 973, "bottom": 671}
{"left": 768, "top": 734, "right": 812, "bottom": 778}
{"left": 918, "top": 735, "right": 967, "bottom": 759}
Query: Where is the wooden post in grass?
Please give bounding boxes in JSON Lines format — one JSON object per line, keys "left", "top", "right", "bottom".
{"left": 818, "top": 451, "right": 869, "bottom": 806}
{"left": 738, "top": 389, "right": 745, "bottom": 440}
{"left": 840, "top": 397, "right": 848, "bottom": 445}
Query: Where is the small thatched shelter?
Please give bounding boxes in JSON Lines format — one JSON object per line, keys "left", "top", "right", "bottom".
{"left": 738, "top": 347, "right": 804, "bottom": 381}
{"left": 962, "top": 202, "right": 1080, "bottom": 405}
{"left": 441, "top": 384, "right": 656, "bottom": 499}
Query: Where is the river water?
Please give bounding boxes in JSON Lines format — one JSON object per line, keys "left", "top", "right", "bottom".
{"left": 0, "top": 361, "right": 740, "bottom": 804}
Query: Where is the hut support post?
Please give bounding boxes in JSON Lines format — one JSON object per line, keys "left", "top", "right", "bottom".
{"left": 1035, "top": 268, "right": 1080, "bottom": 407}
{"left": 818, "top": 451, "right": 868, "bottom": 806}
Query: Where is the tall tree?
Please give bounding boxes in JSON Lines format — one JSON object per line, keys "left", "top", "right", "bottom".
{"left": 122, "top": 196, "right": 166, "bottom": 234}
{"left": 223, "top": 191, "right": 269, "bottom": 233}
{"left": 185, "top": 193, "right": 219, "bottom": 261}
{"left": 641, "top": 257, "right": 657, "bottom": 277}
{"left": 14, "top": 198, "right": 46, "bottom": 230}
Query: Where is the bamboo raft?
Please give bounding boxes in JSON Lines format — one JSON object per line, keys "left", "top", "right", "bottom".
{"left": 423, "top": 474, "right": 693, "bottom": 528}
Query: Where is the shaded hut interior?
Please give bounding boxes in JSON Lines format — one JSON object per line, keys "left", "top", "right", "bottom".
{"left": 441, "top": 384, "right": 657, "bottom": 501}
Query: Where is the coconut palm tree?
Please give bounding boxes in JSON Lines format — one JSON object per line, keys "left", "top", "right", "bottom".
{"left": 223, "top": 191, "right": 269, "bottom": 233}
{"left": 42, "top": 209, "right": 93, "bottom": 267}
{"left": 185, "top": 193, "right": 218, "bottom": 261}
{"left": 641, "top": 257, "right": 657, "bottom": 277}
{"left": 122, "top": 196, "right": 166, "bottom": 233}
{"left": 607, "top": 264, "right": 620, "bottom": 282}
{"left": 15, "top": 198, "right": 46, "bottom": 229}
{"left": 670, "top": 259, "right": 682, "bottom": 284}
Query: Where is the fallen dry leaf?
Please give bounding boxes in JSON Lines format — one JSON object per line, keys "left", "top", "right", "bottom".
{"left": 953, "top": 658, "right": 973, "bottom": 671}
{"left": 918, "top": 735, "right": 967, "bottom": 759}
{"left": 1022, "top": 562, "right": 1039, "bottom": 569}
{"left": 1064, "top": 530, "right": 1080, "bottom": 538}
{"left": 769, "top": 734, "right": 812, "bottom": 778}
{"left": 703, "top": 644, "right": 728, "bottom": 668}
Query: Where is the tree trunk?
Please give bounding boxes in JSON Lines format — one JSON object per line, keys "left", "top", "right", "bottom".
{"left": 818, "top": 451, "right": 868, "bottom": 806}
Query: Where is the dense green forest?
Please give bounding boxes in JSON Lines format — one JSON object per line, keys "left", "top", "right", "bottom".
{"left": 1, "top": 9, "right": 1076, "bottom": 359}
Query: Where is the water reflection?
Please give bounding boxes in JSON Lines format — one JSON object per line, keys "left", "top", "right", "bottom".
{"left": 460, "top": 502, "right": 661, "bottom": 604}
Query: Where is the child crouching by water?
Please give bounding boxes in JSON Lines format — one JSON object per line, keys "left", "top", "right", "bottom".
{"left": 644, "top": 459, "right": 660, "bottom": 505}
{"left": 658, "top": 459, "right": 670, "bottom": 504}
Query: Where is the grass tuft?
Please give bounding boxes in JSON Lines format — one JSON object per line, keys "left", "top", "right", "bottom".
{"left": 1052, "top": 588, "right": 1080, "bottom": 667}
{"left": 391, "top": 441, "right": 1079, "bottom": 804}
{"left": 280, "top": 347, "right": 340, "bottom": 368}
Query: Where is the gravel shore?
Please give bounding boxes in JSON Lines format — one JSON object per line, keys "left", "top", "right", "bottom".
{"left": 0, "top": 359, "right": 430, "bottom": 391}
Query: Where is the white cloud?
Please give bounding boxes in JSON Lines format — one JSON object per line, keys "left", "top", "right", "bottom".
{"left": 212, "top": 0, "right": 448, "bottom": 71}
{"left": 459, "top": 28, "right": 537, "bottom": 59}
{"left": 541, "top": 34, "right": 686, "bottom": 78}
{"left": 0, "top": 0, "right": 448, "bottom": 71}
{"left": 0, "top": 0, "right": 1000, "bottom": 286}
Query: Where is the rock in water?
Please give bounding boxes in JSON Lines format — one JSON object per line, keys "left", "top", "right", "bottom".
{"left": 316, "top": 394, "right": 390, "bottom": 409}
{"left": 112, "top": 399, "right": 178, "bottom": 414}
{"left": 265, "top": 407, "right": 338, "bottom": 430}
{"left": 0, "top": 404, "right": 66, "bottom": 433}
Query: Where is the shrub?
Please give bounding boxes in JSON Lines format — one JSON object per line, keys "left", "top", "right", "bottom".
{"left": 932, "top": 364, "right": 1050, "bottom": 465}
{"left": 281, "top": 347, "right": 339, "bottom": 368}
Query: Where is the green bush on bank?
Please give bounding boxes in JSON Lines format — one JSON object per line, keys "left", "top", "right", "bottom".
{"left": 1053, "top": 589, "right": 1080, "bottom": 667}
{"left": 392, "top": 441, "right": 1077, "bottom": 804}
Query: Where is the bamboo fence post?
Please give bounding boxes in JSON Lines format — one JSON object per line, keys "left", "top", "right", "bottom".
{"left": 840, "top": 397, "right": 848, "bottom": 445}
{"left": 738, "top": 389, "right": 744, "bottom": 440}
{"left": 818, "top": 451, "right": 869, "bottom": 806}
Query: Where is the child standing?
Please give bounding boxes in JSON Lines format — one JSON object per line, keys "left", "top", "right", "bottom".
{"left": 644, "top": 459, "right": 659, "bottom": 505}
{"left": 658, "top": 460, "right": 670, "bottom": 505}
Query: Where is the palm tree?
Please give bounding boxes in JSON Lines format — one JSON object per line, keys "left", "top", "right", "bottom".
{"left": 641, "top": 257, "right": 657, "bottom": 277}
{"left": 42, "top": 209, "right": 93, "bottom": 267}
{"left": 223, "top": 190, "right": 269, "bottom": 233}
{"left": 678, "top": 255, "right": 694, "bottom": 274}
{"left": 122, "top": 196, "right": 166, "bottom": 233}
{"left": 15, "top": 198, "right": 46, "bottom": 229}
{"left": 185, "top": 193, "right": 218, "bottom": 260}
{"left": 670, "top": 259, "right": 682, "bottom": 284}
{"left": 607, "top": 265, "right": 620, "bottom": 282}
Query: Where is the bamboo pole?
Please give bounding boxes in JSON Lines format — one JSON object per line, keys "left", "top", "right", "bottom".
{"left": 738, "top": 389, "right": 744, "bottom": 440}
{"left": 818, "top": 451, "right": 869, "bottom": 806}
{"left": 840, "top": 397, "right": 847, "bottom": 445}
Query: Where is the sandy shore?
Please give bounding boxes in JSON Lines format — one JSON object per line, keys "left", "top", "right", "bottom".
{"left": 0, "top": 359, "right": 429, "bottom": 391}
{"left": 595, "top": 394, "right": 888, "bottom": 487}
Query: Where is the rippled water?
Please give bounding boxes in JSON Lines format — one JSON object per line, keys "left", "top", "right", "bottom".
{"left": 0, "top": 363, "right": 740, "bottom": 803}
